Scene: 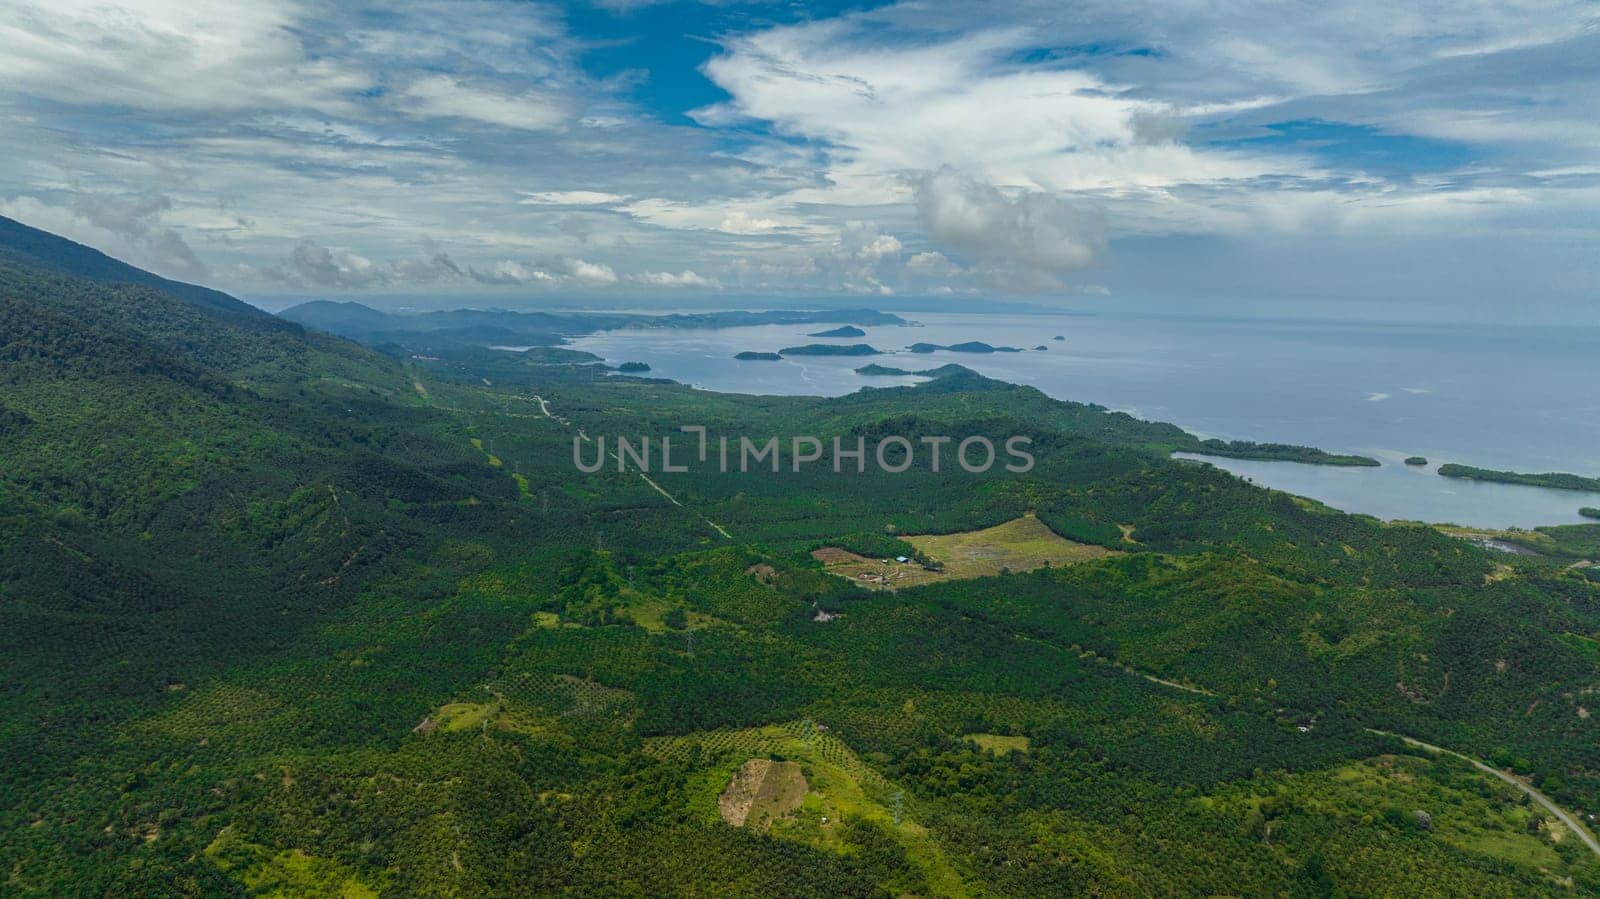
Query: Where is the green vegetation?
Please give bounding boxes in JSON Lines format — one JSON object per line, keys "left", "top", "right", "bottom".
{"left": 5, "top": 216, "right": 1600, "bottom": 896}
{"left": 616, "top": 361, "right": 651, "bottom": 373}
{"left": 907, "top": 341, "right": 1023, "bottom": 353}
{"left": 735, "top": 351, "right": 783, "bottom": 361}
{"left": 855, "top": 362, "right": 975, "bottom": 378}
{"left": 812, "top": 515, "right": 1116, "bottom": 589}
{"left": 1188, "top": 438, "right": 1382, "bottom": 466}
{"left": 779, "top": 343, "right": 881, "bottom": 356}
{"left": 1407, "top": 456, "right": 1429, "bottom": 466}
{"left": 1438, "top": 463, "right": 1600, "bottom": 492}
{"left": 808, "top": 325, "right": 866, "bottom": 338}
{"left": 1582, "top": 508, "right": 1600, "bottom": 520}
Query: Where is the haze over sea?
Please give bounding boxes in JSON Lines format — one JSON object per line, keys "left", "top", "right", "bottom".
{"left": 562, "top": 311, "right": 1600, "bottom": 530}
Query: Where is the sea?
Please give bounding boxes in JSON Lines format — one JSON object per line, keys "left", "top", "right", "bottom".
{"left": 558, "top": 311, "right": 1600, "bottom": 529}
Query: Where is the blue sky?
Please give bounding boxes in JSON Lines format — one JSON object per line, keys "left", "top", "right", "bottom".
{"left": 0, "top": 0, "right": 1595, "bottom": 317}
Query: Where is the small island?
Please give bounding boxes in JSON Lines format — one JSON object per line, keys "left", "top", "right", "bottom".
{"left": 907, "top": 341, "right": 1023, "bottom": 354}
{"left": 734, "top": 351, "right": 783, "bottom": 361}
{"left": 1404, "top": 456, "right": 1428, "bottom": 466}
{"left": 510, "top": 346, "right": 603, "bottom": 364}
{"left": 807, "top": 325, "right": 866, "bottom": 338}
{"left": 1190, "top": 439, "right": 1381, "bottom": 467}
{"left": 1052, "top": 335, "right": 1065, "bottom": 341}
{"left": 1034, "top": 344, "right": 1048, "bottom": 351}
{"left": 855, "top": 362, "right": 974, "bottom": 378}
{"left": 1437, "top": 464, "right": 1600, "bottom": 492}
{"left": 779, "top": 343, "right": 881, "bottom": 356}
{"left": 855, "top": 363, "right": 914, "bottom": 376}
{"left": 1581, "top": 507, "right": 1600, "bottom": 520}
{"left": 616, "top": 361, "right": 651, "bottom": 373}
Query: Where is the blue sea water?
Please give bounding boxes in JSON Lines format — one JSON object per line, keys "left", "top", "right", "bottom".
{"left": 561, "top": 311, "right": 1600, "bottom": 529}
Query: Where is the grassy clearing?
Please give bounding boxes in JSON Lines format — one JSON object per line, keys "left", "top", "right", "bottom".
{"left": 206, "top": 827, "right": 381, "bottom": 898}
{"left": 1330, "top": 756, "right": 1568, "bottom": 871}
{"left": 963, "top": 733, "right": 1031, "bottom": 755}
{"left": 817, "top": 513, "right": 1118, "bottom": 590}
{"left": 433, "top": 701, "right": 499, "bottom": 733}
{"left": 647, "top": 720, "right": 970, "bottom": 896}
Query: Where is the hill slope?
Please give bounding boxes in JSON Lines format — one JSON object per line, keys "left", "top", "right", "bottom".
{"left": 0, "top": 215, "right": 263, "bottom": 317}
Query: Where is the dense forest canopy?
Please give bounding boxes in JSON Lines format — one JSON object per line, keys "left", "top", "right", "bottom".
{"left": 3, "top": 218, "right": 1600, "bottom": 896}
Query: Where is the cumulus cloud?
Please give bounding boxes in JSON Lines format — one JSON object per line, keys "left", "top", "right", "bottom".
{"left": 2, "top": 0, "right": 1597, "bottom": 304}
{"left": 283, "top": 241, "right": 388, "bottom": 289}
{"left": 718, "top": 210, "right": 784, "bottom": 234}
{"left": 470, "top": 260, "right": 557, "bottom": 286}
{"left": 254, "top": 241, "right": 479, "bottom": 289}
{"left": 630, "top": 270, "right": 717, "bottom": 288}
{"left": 564, "top": 258, "right": 618, "bottom": 286}
{"left": 912, "top": 168, "right": 1106, "bottom": 278}
{"left": 906, "top": 250, "right": 956, "bottom": 274}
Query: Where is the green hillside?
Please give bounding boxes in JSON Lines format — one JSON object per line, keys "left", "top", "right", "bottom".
{"left": 3, "top": 220, "right": 1600, "bottom": 896}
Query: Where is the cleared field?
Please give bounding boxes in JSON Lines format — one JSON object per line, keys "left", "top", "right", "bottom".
{"left": 963, "top": 733, "right": 1030, "bottom": 755}
{"left": 719, "top": 758, "right": 808, "bottom": 829}
{"left": 645, "top": 720, "right": 970, "bottom": 897}
{"left": 815, "top": 513, "right": 1118, "bottom": 590}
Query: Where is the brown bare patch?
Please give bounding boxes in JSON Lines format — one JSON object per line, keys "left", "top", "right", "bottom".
{"left": 718, "top": 758, "right": 808, "bottom": 830}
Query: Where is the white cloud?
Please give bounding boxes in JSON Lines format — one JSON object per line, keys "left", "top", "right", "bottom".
{"left": 470, "top": 260, "right": 557, "bottom": 285}
{"left": 630, "top": 270, "right": 717, "bottom": 288}
{"left": 0, "top": 193, "right": 207, "bottom": 279}
{"left": 400, "top": 75, "right": 568, "bottom": 131}
{"left": 565, "top": 258, "right": 618, "bottom": 286}
{"left": 285, "top": 240, "right": 387, "bottom": 288}
{"left": 519, "top": 190, "right": 627, "bottom": 206}
{"left": 906, "top": 251, "right": 955, "bottom": 274}
{"left": 855, "top": 233, "right": 902, "bottom": 261}
{"left": 913, "top": 168, "right": 1104, "bottom": 276}
{"left": 0, "top": 0, "right": 366, "bottom": 113}
{"left": 0, "top": 0, "right": 1596, "bottom": 305}
{"left": 719, "top": 210, "right": 784, "bottom": 235}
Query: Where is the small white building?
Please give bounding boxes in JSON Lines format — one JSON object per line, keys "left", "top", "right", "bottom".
{"left": 895, "top": 555, "right": 909, "bottom": 564}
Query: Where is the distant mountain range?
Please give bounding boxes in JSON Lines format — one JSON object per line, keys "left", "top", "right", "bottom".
{"left": 279, "top": 299, "right": 907, "bottom": 350}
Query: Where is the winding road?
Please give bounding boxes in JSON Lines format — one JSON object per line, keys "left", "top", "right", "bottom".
{"left": 1368, "top": 729, "right": 1600, "bottom": 862}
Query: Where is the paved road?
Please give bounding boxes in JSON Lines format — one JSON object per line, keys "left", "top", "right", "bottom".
{"left": 1369, "top": 729, "right": 1600, "bottom": 862}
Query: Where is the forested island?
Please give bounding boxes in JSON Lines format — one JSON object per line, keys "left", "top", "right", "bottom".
{"left": 616, "top": 361, "right": 651, "bottom": 373}
{"left": 779, "top": 343, "right": 882, "bottom": 356}
{"left": 855, "top": 363, "right": 974, "bottom": 378}
{"left": 908, "top": 341, "right": 1024, "bottom": 353}
{"left": 1438, "top": 463, "right": 1600, "bottom": 492}
{"left": 735, "top": 351, "right": 783, "bottom": 361}
{"left": 808, "top": 325, "right": 867, "bottom": 338}
{"left": 855, "top": 363, "right": 913, "bottom": 376}
{"left": 1405, "top": 456, "right": 1428, "bottom": 466}
{"left": 1581, "top": 507, "right": 1600, "bottom": 520}
{"left": 1187, "top": 439, "right": 1382, "bottom": 467}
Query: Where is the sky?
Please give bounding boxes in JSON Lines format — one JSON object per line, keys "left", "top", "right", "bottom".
{"left": 0, "top": 0, "right": 1596, "bottom": 317}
